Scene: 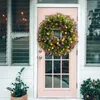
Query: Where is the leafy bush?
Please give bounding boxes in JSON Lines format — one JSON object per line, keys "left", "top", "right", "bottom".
{"left": 80, "top": 78, "right": 100, "bottom": 100}
{"left": 7, "top": 67, "right": 29, "bottom": 97}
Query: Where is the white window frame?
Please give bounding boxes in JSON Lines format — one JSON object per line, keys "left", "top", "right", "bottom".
{"left": 84, "top": 0, "right": 100, "bottom": 67}
{"left": 5, "top": 0, "right": 31, "bottom": 66}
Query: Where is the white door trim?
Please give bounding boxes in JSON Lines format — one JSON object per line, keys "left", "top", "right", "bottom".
{"left": 33, "top": 2, "right": 81, "bottom": 99}
{"left": 36, "top": 4, "right": 79, "bottom": 7}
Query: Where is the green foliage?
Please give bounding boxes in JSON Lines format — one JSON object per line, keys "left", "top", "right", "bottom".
{"left": 38, "top": 13, "right": 78, "bottom": 56}
{"left": 80, "top": 78, "right": 100, "bottom": 100}
{"left": 7, "top": 67, "right": 29, "bottom": 97}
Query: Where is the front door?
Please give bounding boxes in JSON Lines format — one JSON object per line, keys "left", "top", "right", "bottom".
{"left": 37, "top": 8, "right": 77, "bottom": 98}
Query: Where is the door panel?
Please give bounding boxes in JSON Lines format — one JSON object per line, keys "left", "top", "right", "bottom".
{"left": 38, "top": 8, "right": 77, "bottom": 98}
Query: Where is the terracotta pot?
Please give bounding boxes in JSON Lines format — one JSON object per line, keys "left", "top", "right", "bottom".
{"left": 11, "top": 94, "right": 27, "bottom": 100}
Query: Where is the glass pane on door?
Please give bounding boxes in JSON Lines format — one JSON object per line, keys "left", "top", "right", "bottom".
{"left": 45, "top": 75, "right": 52, "bottom": 88}
{"left": 45, "top": 54, "right": 69, "bottom": 88}
{"left": 54, "top": 75, "right": 60, "bottom": 88}
{"left": 62, "top": 75, "right": 69, "bottom": 88}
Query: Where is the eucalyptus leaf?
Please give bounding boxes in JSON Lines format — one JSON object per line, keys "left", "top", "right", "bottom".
{"left": 20, "top": 67, "right": 25, "bottom": 72}
{"left": 7, "top": 87, "right": 13, "bottom": 92}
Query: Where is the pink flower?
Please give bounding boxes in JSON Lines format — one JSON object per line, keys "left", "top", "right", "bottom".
{"left": 93, "top": 82, "right": 97, "bottom": 86}
{"left": 71, "top": 46, "right": 74, "bottom": 49}
{"left": 58, "top": 44, "right": 61, "bottom": 46}
{"left": 86, "top": 95, "right": 89, "bottom": 98}
{"left": 62, "top": 42, "right": 64, "bottom": 45}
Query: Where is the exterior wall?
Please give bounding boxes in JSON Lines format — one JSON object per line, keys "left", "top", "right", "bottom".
{"left": 0, "top": 0, "right": 100, "bottom": 100}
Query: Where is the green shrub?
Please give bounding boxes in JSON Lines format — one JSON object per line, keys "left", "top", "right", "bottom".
{"left": 80, "top": 78, "right": 100, "bottom": 100}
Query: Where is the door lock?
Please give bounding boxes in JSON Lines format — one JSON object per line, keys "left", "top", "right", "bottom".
{"left": 39, "top": 56, "right": 42, "bottom": 59}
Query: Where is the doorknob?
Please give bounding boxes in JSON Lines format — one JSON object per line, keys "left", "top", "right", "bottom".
{"left": 39, "top": 50, "right": 42, "bottom": 53}
{"left": 39, "top": 56, "right": 42, "bottom": 59}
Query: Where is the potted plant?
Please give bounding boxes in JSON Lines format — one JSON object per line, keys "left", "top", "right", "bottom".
{"left": 80, "top": 78, "right": 100, "bottom": 100}
{"left": 7, "top": 67, "right": 29, "bottom": 100}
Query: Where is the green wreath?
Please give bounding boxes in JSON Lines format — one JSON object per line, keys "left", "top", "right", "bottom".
{"left": 38, "top": 13, "right": 78, "bottom": 56}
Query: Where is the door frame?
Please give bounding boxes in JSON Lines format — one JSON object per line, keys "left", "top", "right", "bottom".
{"left": 33, "top": 2, "right": 81, "bottom": 98}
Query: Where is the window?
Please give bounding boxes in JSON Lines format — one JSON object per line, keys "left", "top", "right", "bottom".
{"left": 38, "top": 0, "right": 78, "bottom": 4}
{"left": 12, "top": 36, "right": 29, "bottom": 65}
{"left": 0, "top": 0, "right": 30, "bottom": 65}
{"left": 0, "top": 0, "right": 7, "bottom": 65}
{"left": 12, "top": 0, "right": 29, "bottom": 32}
{"left": 86, "top": 0, "right": 100, "bottom": 64}
{"left": 11, "top": 0, "right": 29, "bottom": 65}
{"left": 45, "top": 55, "right": 69, "bottom": 88}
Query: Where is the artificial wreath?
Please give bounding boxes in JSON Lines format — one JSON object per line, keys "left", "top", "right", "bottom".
{"left": 38, "top": 13, "right": 78, "bottom": 56}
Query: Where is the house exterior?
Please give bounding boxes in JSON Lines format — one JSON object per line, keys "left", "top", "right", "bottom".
{"left": 0, "top": 0, "right": 100, "bottom": 100}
